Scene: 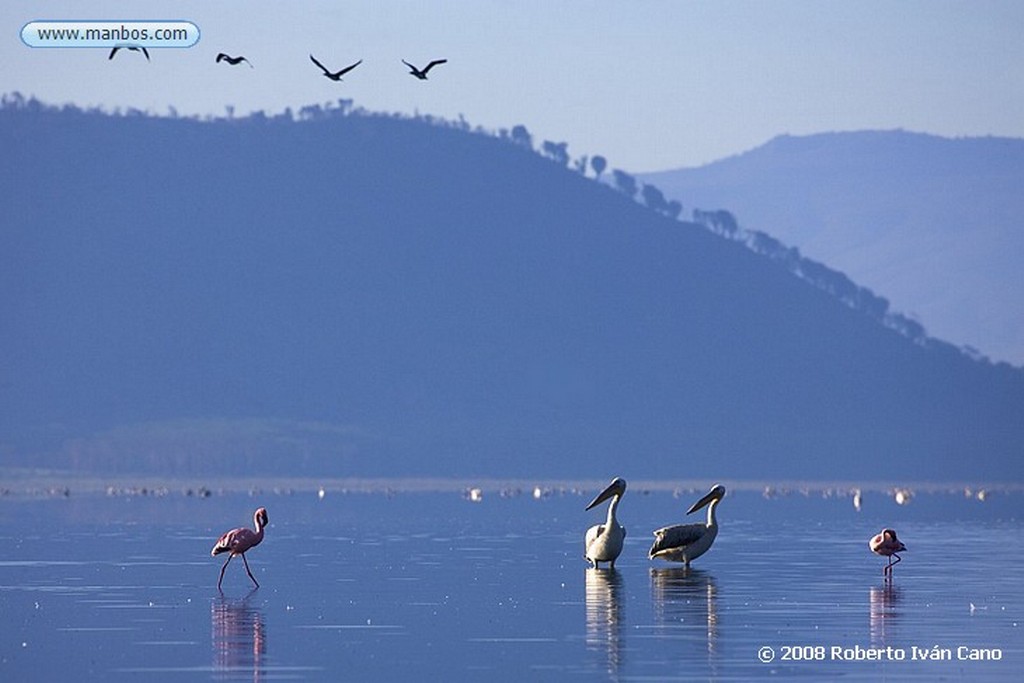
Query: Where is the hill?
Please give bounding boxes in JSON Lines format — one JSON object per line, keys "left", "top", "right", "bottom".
{"left": 2, "top": 101, "right": 1022, "bottom": 481}
{"left": 639, "top": 130, "right": 1024, "bottom": 366}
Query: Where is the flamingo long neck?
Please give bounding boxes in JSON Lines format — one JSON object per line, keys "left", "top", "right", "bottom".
{"left": 253, "top": 515, "right": 266, "bottom": 539}
{"left": 606, "top": 494, "right": 621, "bottom": 528}
{"left": 705, "top": 498, "right": 719, "bottom": 529}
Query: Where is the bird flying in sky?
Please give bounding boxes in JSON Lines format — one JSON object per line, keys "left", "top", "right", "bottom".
{"left": 310, "top": 54, "right": 363, "bottom": 81}
{"left": 216, "top": 53, "right": 253, "bottom": 68}
{"left": 402, "top": 59, "right": 447, "bottom": 80}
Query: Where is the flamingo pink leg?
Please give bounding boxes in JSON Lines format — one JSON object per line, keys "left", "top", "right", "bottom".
{"left": 241, "top": 553, "right": 259, "bottom": 588}
{"left": 217, "top": 552, "right": 233, "bottom": 589}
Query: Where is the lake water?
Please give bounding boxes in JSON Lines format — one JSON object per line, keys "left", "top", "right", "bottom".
{"left": 1, "top": 484, "right": 1021, "bottom": 681}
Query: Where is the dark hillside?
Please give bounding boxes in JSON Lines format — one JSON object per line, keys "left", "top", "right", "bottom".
{"left": 2, "top": 104, "right": 1022, "bottom": 480}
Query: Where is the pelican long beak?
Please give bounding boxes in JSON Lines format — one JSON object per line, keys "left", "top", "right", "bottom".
{"left": 686, "top": 488, "right": 720, "bottom": 515}
{"left": 586, "top": 481, "right": 621, "bottom": 510}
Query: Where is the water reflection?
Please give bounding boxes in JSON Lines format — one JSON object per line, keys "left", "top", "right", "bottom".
{"left": 212, "top": 590, "right": 266, "bottom": 682}
{"left": 650, "top": 567, "right": 718, "bottom": 658}
{"left": 868, "top": 583, "right": 902, "bottom": 646}
{"left": 585, "top": 568, "right": 624, "bottom": 678}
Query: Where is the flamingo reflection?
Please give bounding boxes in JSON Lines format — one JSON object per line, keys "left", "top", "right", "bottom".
{"left": 868, "top": 583, "right": 902, "bottom": 647}
{"left": 650, "top": 567, "right": 718, "bottom": 659}
{"left": 212, "top": 590, "right": 266, "bottom": 682}
{"left": 585, "top": 568, "right": 624, "bottom": 678}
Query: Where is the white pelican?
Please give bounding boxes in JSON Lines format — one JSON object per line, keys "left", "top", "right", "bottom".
{"left": 649, "top": 484, "right": 725, "bottom": 565}
{"left": 584, "top": 478, "right": 627, "bottom": 569}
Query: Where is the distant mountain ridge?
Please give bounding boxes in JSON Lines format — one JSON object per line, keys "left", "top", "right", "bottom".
{"left": 2, "top": 101, "right": 1022, "bottom": 481}
{"left": 639, "top": 130, "right": 1024, "bottom": 366}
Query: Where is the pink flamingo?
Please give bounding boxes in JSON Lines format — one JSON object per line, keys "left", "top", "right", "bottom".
{"left": 869, "top": 528, "right": 907, "bottom": 578}
{"left": 212, "top": 508, "right": 268, "bottom": 590}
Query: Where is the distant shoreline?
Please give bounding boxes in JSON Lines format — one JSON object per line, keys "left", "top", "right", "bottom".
{"left": 1, "top": 468, "right": 1020, "bottom": 498}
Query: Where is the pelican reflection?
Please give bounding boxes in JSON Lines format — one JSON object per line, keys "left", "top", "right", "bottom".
{"left": 650, "top": 567, "right": 718, "bottom": 658}
{"left": 869, "top": 583, "right": 902, "bottom": 646}
{"left": 585, "top": 567, "right": 625, "bottom": 678}
{"left": 212, "top": 590, "right": 266, "bottom": 682}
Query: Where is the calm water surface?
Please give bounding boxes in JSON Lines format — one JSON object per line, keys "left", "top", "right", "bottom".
{"left": 1, "top": 486, "right": 1021, "bottom": 681}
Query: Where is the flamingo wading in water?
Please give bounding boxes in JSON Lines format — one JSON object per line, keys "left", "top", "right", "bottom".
{"left": 584, "top": 478, "right": 627, "bottom": 569}
{"left": 212, "top": 508, "right": 268, "bottom": 590}
{"left": 870, "top": 528, "right": 907, "bottom": 578}
{"left": 649, "top": 484, "right": 726, "bottom": 566}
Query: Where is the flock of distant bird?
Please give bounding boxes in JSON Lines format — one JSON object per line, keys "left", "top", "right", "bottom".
{"left": 107, "top": 44, "right": 448, "bottom": 82}
{"left": 211, "top": 481, "right": 908, "bottom": 590}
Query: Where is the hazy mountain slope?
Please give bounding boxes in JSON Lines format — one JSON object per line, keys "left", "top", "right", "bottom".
{"left": 2, "top": 106, "right": 1022, "bottom": 481}
{"left": 640, "top": 131, "right": 1024, "bottom": 366}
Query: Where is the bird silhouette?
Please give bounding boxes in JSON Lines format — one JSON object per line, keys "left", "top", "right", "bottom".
{"left": 109, "top": 45, "right": 150, "bottom": 61}
{"left": 310, "top": 54, "right": 362, "bottom": 81}
{"left": 216, "top": 53, "right": 253, "bottom": 68}
{"left": 402, "top": 58, "right": 447, "bottom": 80}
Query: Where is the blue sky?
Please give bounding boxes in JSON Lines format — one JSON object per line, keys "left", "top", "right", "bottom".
{"left": 5, "top": 1, "right": 1024, "bottom": 172}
